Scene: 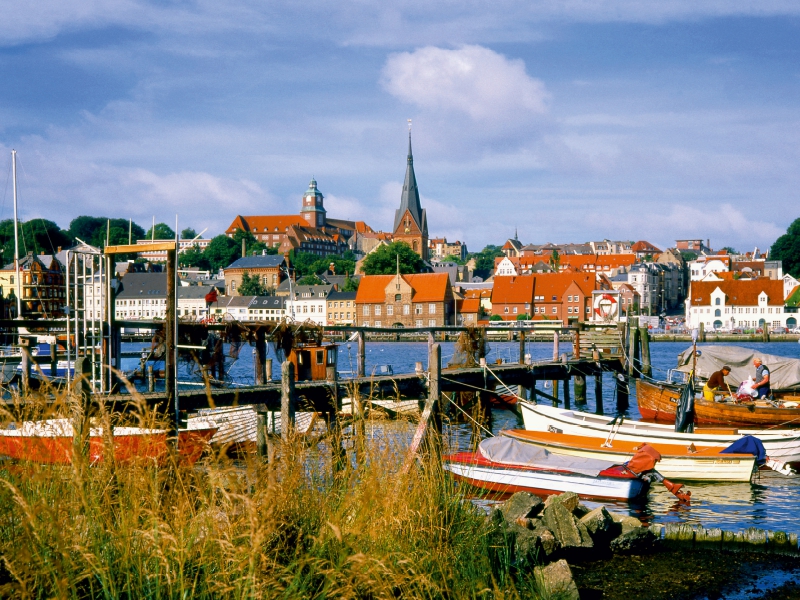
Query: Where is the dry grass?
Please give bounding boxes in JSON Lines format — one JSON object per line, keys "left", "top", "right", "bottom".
{"left": 0, "top": 386, "right": 547, "bottom": 599}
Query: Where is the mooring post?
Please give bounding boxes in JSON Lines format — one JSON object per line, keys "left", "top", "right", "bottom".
{"left": 563, "top": 378, "right": 571, "bottom": 409}
{"left": 20, "top": 342, "right": 31, "bottom": 394}
{"left": 265, "top": 358, "right": 273, "bottom": 382}
{"left": 281, "top": 361, "right": 296, "bottom": 442}
{"left": 327, "top": 364, "right": 346, "bottom": 472}
{"left": 147, "top": 364, "right": 155, "bottom": 392}
{"left": 552, "top": 330, "right": 560, "bottom": 361}
{"left": 165, "top": 246, "right": 177, "bottom": 439}
{"left": 357, "top": 331, "right": 365, "bottom": 378}
{"left": 519, "top": 330, "right": 525, "bottom": 364}
{"left": 615, "top": 373, "right": 629, "bottom": 412}
{"left": 639, "top": 326, "right": 652, "bottom": 377}
{"left": 627, "top": 317, "right": 639, "bottom": 378}
{"left": 574, "top": 374, "right": 587, "bottom": 405}
{"left": 551, "top": 330, "right": 560, "bottom": 400}
{"left": 50, "top": 340, "right": 57, "bottom": 381}
{"left": 256, "top": 411, "right": 267, "bottom": 457}
{"left": 428, "top": 342, "right": 443, "bottom": 454}
{"left": 594, "top": 373, "right": 604, "bottom": 415}
{"left": 573, "top": 325, "right": 582, "bottom": 360}
{"left": 698, "top": 321, "right": 706, "bottom": 343}
{"left": 254, "top": 328, "right": 268, "bottom": 385}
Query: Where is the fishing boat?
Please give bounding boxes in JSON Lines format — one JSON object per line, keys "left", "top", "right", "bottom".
{"left": 0, "top": 418, "right": 217, "bottom": 465}
{"left": 637, "top": 378, "right": 800, "bottom": 427}
{"left": 501, "top": 429, "right": 757, "bottom": 482}
{"left": 443, "top": 435, "right": 651, "bottom": 501}
{"left": 520, "top": 402, "right": 800, "bottom": 471}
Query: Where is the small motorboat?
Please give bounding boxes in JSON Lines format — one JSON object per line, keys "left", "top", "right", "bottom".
{"left": 0, "top": 418, "right": 217, "bottom": 466}
{"left": 444, "top": 436, "right": 689, "bottom": 502}
{"left": 521, "top": 401, "right": 800, "bottom": 472}
{"left": 501, "top": 429, "right": 757, "bottom": 482}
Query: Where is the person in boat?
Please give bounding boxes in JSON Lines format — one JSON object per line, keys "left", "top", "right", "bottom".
{"left": 703, "top": 365, "right": 732, "bottom": 401}
{"left": 752, "top": 358, "right": 771, "bottom": 399}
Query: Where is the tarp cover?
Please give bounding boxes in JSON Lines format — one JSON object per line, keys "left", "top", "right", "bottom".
{"left": 676, "top": 345, "right": 800, "bottom": 391}
{"left": 721, "top": 435, "right": 767, "bottom": 465}
{"left": 481, "top": 435, "right": 620, "bottom": 477}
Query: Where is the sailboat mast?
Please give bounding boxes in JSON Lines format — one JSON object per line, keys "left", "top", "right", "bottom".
{"left": 11, "top": 150, "right": 22, "bottom": 317}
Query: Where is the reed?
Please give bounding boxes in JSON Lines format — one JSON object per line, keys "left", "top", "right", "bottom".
{"left": 0, "top": 387, "right": 548, "bottom": 599}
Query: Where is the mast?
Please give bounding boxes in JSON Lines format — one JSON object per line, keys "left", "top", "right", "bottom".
{"left": 11, "top": 151, "right": 21, "bottom": 317}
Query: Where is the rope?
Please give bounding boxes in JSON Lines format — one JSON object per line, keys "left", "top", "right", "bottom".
{"left": 442, "top": 392, "right": 494, "bottom": 437}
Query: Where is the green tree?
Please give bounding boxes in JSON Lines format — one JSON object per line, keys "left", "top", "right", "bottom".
{"left": 342, "top": 275, "right": 359, "bottom": 292}
{"left": 489, "top": 314, "right": 503, "bottom": 321}
{"left": 145, "top": 222, "right": 176, "bottom": 240}
{"left": 0, "top": 219, "right": 72, "bottom": 264}
{"left": 721, "top": 246, "right": 738, "bottom": 255}
{"left": 360, "top": 242, "right": 424, "bottom": 275}
{"left": 771, "top": 218, "right": 800, "bottom": 278}
{"left": 238, "top": 271, "right": 266, "bottom": 296}
{"left": 289, "top": 250, "right": 356, "bottom": 279}
{"left": 467, "top": 245, "right": 504, "bottom": 279}
{"left": 516, "top": 313, "right": 530, "bottom": 320}
{"left": 179, "top": 243, "right": 210, "bottom": 270}
{"left": 232, "top": 230, "right": 270, "bottom": 257}
{"left": 442, "top": 254, "right": 465, "bottom": 265}
{"left": 549, "top": 249, "right": 561, "bottom": 271}
{"left": 203, "top": 235, "right": 240, "bottom": 271}
{"left": 181, "top": 227, "right": 198, "bottom": 239}
{"left": 67, "top": 216, "right": 145, "bottom": 247}
{"left": 297, "top": 274, "right": 324, "bottom": 285}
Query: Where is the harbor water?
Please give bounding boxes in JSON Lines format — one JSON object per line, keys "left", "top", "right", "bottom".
{"left": 123, "top": 339, "right": 800, "bottom": 534}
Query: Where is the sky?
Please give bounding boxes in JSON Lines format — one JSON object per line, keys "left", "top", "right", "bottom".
{"left": 0, "top": 1, "right": 799, "bottom": 254}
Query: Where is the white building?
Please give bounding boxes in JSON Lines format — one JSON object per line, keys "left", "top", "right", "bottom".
{"left": 285, "top": 284, "right": 333, "bottom": 325}
{"left": 689, "top": 256, "right": 730, "bottom": 281}
{"left": 685, "top": 279, "right": 789, "bottom": 331}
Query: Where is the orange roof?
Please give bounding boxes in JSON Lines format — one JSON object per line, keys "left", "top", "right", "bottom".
{"left": 492, "top": 275, "right": 535, "bottom": 304}
{"left": 226, "top": 215, "right": 306, "bottom": 235}
{"left": 459, "top": 298, "right": 481, "bottom": 313}
{"left": 631, "top": 240, "right": 662, "bottom": 253}
{"left": 355, "top": 273, "right": 451, "bottom": 304}
{"left": 689, "top": 279, "right": 785, "bottom": 306}
{"left": 354, "top": 221, "right": 375, "bottom": 234}
{"left": 557, "top": 254, "right": 636, "bottom": 269}
{"left": 533, "top": 273, "right": 597, "bottom": 300}
{"left": 463, "top": 289, "right": 491, "bottom": 299}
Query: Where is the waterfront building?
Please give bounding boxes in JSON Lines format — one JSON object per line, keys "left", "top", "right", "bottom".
{"left": 429, "top": 238, "right": 467, "bottom": 261}
{"left": 285, "top": 284, "right": 333, "bottom": 325}
{"left": 456, "top": 295, "right": 481, "bottom": 325}
{"left": 355, "top": 273, "right": 453, "bottom": 328}
{"left": 225, "top": 295, "right": 255, "bottom": 321}
{"left": 223, "top": 254, "right": 287, "bottom": 296}
{"left": 490, "top": 273, "right": 600, "bottom": 323}
{"left": 247, "top": 296, "right": 287, "bottom": 322}
{"left": 392, "top": 134, "right": 428, "bottom": 261}
{"left": 685, "top": 279, "right": 792, "bottom": 331}
{"left": 114, "top": 272, "right": 167, "bottom": 320}
{"left": 689, "top": 255, "right": 731, "bottom": 281}
{"left": 491, "top": 275, "right": 535, "bottom": 320}
{"left": 326, "top": 291, "right": 357, "bottom": 325}
{"left": 0, "top": 252, "right": 65, "bottom": 318}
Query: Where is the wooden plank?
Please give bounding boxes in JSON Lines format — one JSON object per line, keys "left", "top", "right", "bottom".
{"left": 104, "top": 242, "right": 176, "bottom": 254}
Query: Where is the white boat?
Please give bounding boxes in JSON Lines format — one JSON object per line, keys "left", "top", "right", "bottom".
{"left": 502, "top": 429, "right": 757, "bottom": 482}
{"left": 520, "top": 402, "right": 800, "bottom": 471}
{"left": 443, "top": 435, "right": 650, "bottom": 501}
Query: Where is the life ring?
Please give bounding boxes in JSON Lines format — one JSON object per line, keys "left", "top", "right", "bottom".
{"left": 593, "top": 293, "right": 619, "bottom": 321}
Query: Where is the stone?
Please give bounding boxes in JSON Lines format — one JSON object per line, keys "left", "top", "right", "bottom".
{"left": 580, "top": 506, "right": 614, "bottom": 539}
{"left": 573, "top": 503, "right": 591, "bottom": 519}
{"left": 500, "top": 492, "right": 544, "bottom": 523}
{"left": 544, "top": 491, "right": 580, "bottom": 513}
{"left": 511, "top": 523, "right": 543, "bottom": 568}
{"left": 532, "top": 525, "right": 559, "bottom": 557}
{"left": 769, "top": 530, "right": 796, "bottom": 554}
{"left": 610, "top": 527, "right": 658, "bottom": 554}
{"left": 542, "top": 501, "right": 592, "bottom": 549}
{"left": 615, "top": 514, "right": 646, "bottom": 535}
{"left": 533, "top": 559, "right": 580, "bottom": 600}
{"left": 663, "top": 523, "right": 695, "bottom": 550}
{"left": 743, "top": 527, "right": 769, "bottom": 552}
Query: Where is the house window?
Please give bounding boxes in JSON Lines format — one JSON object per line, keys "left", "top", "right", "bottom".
{"left": 568, "top": 307, "right": 573, "bottom": 314}
{"left": 374, "top": 305, "right": 381, "bottom": 315}
{"left": 552, "top": 295, "right": 557, "bottom": 301}
{"left": 714, "top": 309, "right": 721, "bottom": 317}
{"left": 429, "top": 319, "right": 436, "bottom": 326}
{"left": 403, "top": 304, "right": 410, "bottom": 315}
{"left": 387, "top": 305, "right": 394, "bottom": 315}
{"left": 415, "top": 304, "right": 422, "bottom": 314}
{"left": 429, "top": 304, "right": 436, "bottom": 314}
{"left": 395, "top": 294, "right": 401, "bottom": 301}
{"left": 374, "top": 320, "right": 381, "bottom": 327}
{"left": 363, "top": 306, "right": 369, "bottom": 316}
{"left": 715, "top": 298, "right": 720, "bottom": 305}
{"left": 416, "top": 320, "right": 423, "bottom": 327}
{"left": 504, "top": 307, "right": 509, "bottom": 313}
{"left": 586, "top": 307, "right": 590, "bottom": 313}
{"left": 513, "top": 307, "right": 518, "bottom": 314}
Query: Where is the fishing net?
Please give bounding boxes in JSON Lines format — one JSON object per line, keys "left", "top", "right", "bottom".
{"left": 448, "top": 325, "right": 487, "bottom": 368}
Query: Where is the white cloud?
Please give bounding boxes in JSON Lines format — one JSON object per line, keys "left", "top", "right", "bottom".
{"left": 381, "top": 45, "right": 549, "bottom": 122}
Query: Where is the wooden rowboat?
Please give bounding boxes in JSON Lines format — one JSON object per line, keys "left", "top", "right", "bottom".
{"left": 0, "top": 418, "right": 217, "bottom": 466}
{"left": 637, "top": 378, "right": 800, "bottom": 428}
{"left": 502, "top": 429, "right": 756, "bottom": 482}
{"left": 444, "top": 435, "right": 651, "bottom": 501}
{"left": 520, "top": 401, "right": 800, "bottom": 471}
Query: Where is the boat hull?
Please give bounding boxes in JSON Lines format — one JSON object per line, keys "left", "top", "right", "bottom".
{"left": 520, "top": 402, "right": 800, "bottom": 467}
{"left": 444, "top": 452, "right": 649, "bottom": 501}
{"left": 503, "top": 429, "right": 756, "bottom": 482}
{"left": 636, "top": 379, "right": 800, "bottom": 427}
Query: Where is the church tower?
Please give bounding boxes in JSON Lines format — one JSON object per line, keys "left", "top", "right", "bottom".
{"left": 300, "top": 177, "right": 326, "bottom": 228}
{"left": 392, "top": 133, "right": 428, "bottom": 260}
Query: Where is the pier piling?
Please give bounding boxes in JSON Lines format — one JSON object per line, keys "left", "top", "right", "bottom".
{"left": 357, "top": 332, "right": 365, "bottom": 378}
{"left": 266, "top": 358, "right": 273, "bottom": 382}
{"left": 563, "top": 378, "right": 571, "bottom": 409}
{"left": 256, "top": 412, "right": 267, "bottom": 457}
{"left": 280, "top": 361, "right": 296, "bottom": 442}
{"left": 574, "top": 374, "right": 587, "bottom": 405}
{"left": 254, "top": 328, "right": 268, "bottom": 385}
{"left": 594, "top": 373, "right": 604, "bottom": 415}
{"left": 147, "top": 364, "right": 155, "bottom": 392}
{"left": 639, "top": 326, "right": 652, "bottom": 377}
{"left": 615, "top": 373, "right": 629, "bottom": 412}
{"left": 627, "top": 317, "right": 639, "bottom": 378}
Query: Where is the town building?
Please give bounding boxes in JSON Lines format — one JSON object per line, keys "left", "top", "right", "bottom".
{"left": 225, "top": 296, "right": 255, "bottom": 321}
{"left": 285, "top": 284, "right": 333, "bottom": 325}
{"left": 630, "top": 240, "right": 662, "bottom": 260}
{"left": 327, "top": 291, "right": 357, "bottom": 325}
{"left": 431, "top": 260, "right": 471, "bottom": 284}
{"left": 0, "top": 253, "right": 65, "bottom": 318}
{"left": 490, "top": 273, "right": 600, "bottom": 323}
{"left": 277, "top": 224, "right": 347, "bottom": 257}
{"left": 491, "top": 275, "right": 534, "bottom": 320}
{"left": 588, "top": 240, "right": 633, "bottom": 255}
{"left": 223, "top": 254, "right": 287, "bottom": 296}
{"left": 689, "top": 255, "right": 731, "bottom": 281}
{"left": 501, "top": 237, "right": 523, "bottom": 258}
{"left": 429, "top": 238, "right": 468, "bottom": 261}
{"left": 392, "top": 134, "right": 428, "bottom": 260}
{"left": 177, "top": 285, "right": 218, "bottom": 320}
{"left": 676, "top": 239, "right": 713, "bottom": 254}
{"left": 355, "top": 273, "right": 453, "bottom": 328}
{"left": 114, "top": 272, "right": 168, "bottom": 320}
{"left": 247, "top": 296, "right": 287, "bottom": 322}
{"left": 136, "top": 238, "right": 211, "bottom": 262}
{"left": 686, "top": 279, "right": 791, "bottom": 331}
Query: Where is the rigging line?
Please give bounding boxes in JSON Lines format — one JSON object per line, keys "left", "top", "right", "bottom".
{"left": 482, "top": 361, "right": 529, "bottom": 402}
{"left": 16, "top": 156, "right": 58, "bottom": 257}
{"left": 442, "top": 391, "right": 494, "bottom": 438}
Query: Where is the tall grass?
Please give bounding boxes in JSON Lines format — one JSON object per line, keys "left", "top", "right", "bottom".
{"left": 0, "top": 387, "right": 546, "bottom": 599}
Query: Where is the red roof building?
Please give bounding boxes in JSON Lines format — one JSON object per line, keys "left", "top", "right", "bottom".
{"left": 355, "top": 272, "right": 453, "bottom": 328}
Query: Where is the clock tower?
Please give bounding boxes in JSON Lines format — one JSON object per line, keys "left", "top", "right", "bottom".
{"left": 300, "top": 177, "right": 326, "bottom": 228}
{"left": 392, "top": 133, "right": 428, "bottom": 260}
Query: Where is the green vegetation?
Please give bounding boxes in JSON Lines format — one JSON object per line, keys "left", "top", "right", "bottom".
{"left": 290, "top": 250, "right": 357, "bottom": 279}
{"left": 489, "top": 314, "right": 503, "bottom": 321}
{"left": 721, "top": 246, "right": 738, "bottom": 255}
{"left": 360, "top": 242, "right": 424, "bottom": 275}
{"left": 145, "top": 222, "right": 176, "bottom": 240}
{"left": 341, "top": 275, "right": 359, "bottom": 292}
{"left": 181, "top": 227, "right": 198, "bottom": 239}
{"left": 516, "top": 314, "right": 530, "bottom": 320}
{"left": 296, "top": 274, "right": 324, "bottom": 286}
{"left": 0, "top": 219, "right": 72, "bottom": 264}
{"left": 442, "top": 254, "right": 465, "bottom": 265}
{"left": 771, "top": 217, "right": 800, "bottom": 278}
{"left": 0, "top": 391, "right": 545, "bottom": 599}
{"left": 468, "top": 245, "right": 503, "bottom": 280}
{"left": 238, "top": 271, "right": 268, "bottom": 296}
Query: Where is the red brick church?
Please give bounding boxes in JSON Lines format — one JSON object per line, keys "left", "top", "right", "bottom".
{"left": 392, "top": 134, "right": 429, "bottom": 261}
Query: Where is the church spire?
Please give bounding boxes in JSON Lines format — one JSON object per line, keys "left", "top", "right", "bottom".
{"left": 393, "top": 129, "right": 427, "bottom": 236}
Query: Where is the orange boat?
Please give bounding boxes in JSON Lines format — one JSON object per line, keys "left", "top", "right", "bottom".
{"left": 0, "top": 418, "right": 217, "bottom": 466}
{"left": 502, "top": 429, "right": 756, "bottom": 481}
{"left": 636, "top": 378, "right": 800, "bottom": 428}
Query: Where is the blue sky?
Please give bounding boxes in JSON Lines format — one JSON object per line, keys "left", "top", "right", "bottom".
{"left": 1, "top": 1, "right": 798, "bottom": 254}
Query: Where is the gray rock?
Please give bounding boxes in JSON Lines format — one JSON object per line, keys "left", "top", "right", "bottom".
{"left": 531, "top": 525, "right": 560, "bottom": 557}
{"left": 533, "top": 559, "right": 580, "bottom": 600}
{"left": 580, "top": 506, "right": 615, "bottom": 539}
{"left": 500, "top": 492, "right": 544, "bottom": 523}
{"left": 542, "top": 501, "right": 593, "bottom": 549}
{"left": 610, "top": 527, "right": 658, "bottom": 554}
{"left": 573, "top": 503, "right": 591, "bottom": 519}
{"left": 544, "top": 491, "right": 580, "bottom": 513}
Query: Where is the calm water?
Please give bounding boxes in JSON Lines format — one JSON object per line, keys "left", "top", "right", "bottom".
{"left": 123, "top": 338, "right": 800, "bottom": 533}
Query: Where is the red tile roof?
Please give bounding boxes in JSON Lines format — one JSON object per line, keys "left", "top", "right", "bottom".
{"left": 492, "top": 275, "right": 535, "bottom": 304}
{"left": 534, "top": 273, "right": 597, "bottom": 300}
{"left": 355, "top": 273, "right": 451, "bottom": 304}
{"left": 689, "top": 279, "right": 785, "bottom": 306}
{"left": 631, "top": 240, "right": 662, "bottom": 253}
{"left": 459, "top": 298, "right": 481, "bottom": 313}
{"left": 226, "top": 215, "right": 306, "bottom": 235}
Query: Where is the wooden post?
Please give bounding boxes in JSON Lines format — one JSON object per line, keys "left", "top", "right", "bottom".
{"left": 551, "top": 330, "right": 559, "bottom": 398}
{"left": 254, "top": 328, "right": 267, "bottom": 385}
{"left": 357, "top": 331, "right": 365, "bottom": 378}
{"left": 594, "top": 373, "right": 604, "bottom": 415}
{"left": 698, "top": 321, "right": 706, "bottom": 343}
{"left": 574, "top": 374, "right": 587, "bottom": 405}
{"left": 518, "top": 330, "right": 525, "bottom": 364}
{"left": 20, "top": 344, "right": 31, "bottom": 394}
{"left": 327, "top": 364, "right": 346, "bottom": 472}
{"left": 573, "top": 326, "right": 581, "bottom": 360}
{"left": 165, "top": 246, "right": 177, "bottom": 437}
{"left": 627, "top": 318, "right": 639, "bottom": 378}
{"left": 551, "top": 379, "right": 560, "bottom": 407}
{"left": 281, "top": 361, "right": 296, "bottom": 442}
{"left": 639, "top": 326, "right": 652, "bottom": 377}
{"left": 266, "top": 358, "right": 273, "bottom": 382}
{"left": 429, "top": 342, "right": 442, "bottom": 454}
{"left": 563, "top": 378, "right": 571, "bottom": 409}
{"left": 552, "top": 330, "right": 560, "bottom": 361}
{"left": 147, "top": 364, "right": 155, "bottom": 392}
{"left": 616, "top": 373, "right": 629, "bottom": 412}
{"left": 50, "top": 339, "right": 57, "bottom": 381}
{"left": 256, "top": 412, "right": 267, "bottom": 457}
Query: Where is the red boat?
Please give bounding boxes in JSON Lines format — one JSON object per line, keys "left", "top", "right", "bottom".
{"left": 0, "top": 418, "right": 217, "bottom": 466}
